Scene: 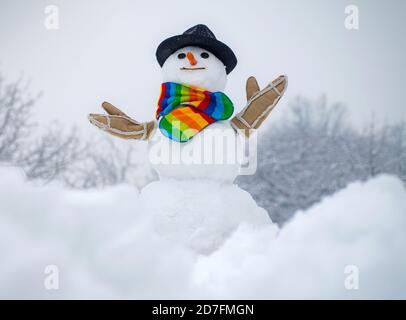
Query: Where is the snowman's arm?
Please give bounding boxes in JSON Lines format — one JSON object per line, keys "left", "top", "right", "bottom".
{"left": 231, "top": 75, "right": 288, "bottom": 138}
{"left": 88, "top": 101, "right": 157, "bottom": 140}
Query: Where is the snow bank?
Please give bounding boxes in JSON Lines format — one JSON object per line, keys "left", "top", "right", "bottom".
{"left": 1, "top": 167, "right": 406, "bottom": 299}
{"left": 194, "top": 176, "right": 406, "bottom": 299}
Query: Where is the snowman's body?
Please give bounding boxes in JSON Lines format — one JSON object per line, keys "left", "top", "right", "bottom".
{"left": 139, "top": 45, "right": 274, "bottom": 253}
{"left": 149, "top": 121, "right": 240, "bottom": 182}
{"left": 151, "top": 46, "right": 240, "bottom": 182}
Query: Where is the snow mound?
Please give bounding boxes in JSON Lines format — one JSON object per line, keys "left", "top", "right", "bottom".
{"left": 1, "top": 167, "right": 406, "bottom": 299}
{"left": 195, "top": 175, "right": 406, "bottom": 299}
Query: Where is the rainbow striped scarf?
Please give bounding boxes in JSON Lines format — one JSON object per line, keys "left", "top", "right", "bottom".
{"left": 156, "top": 82, "right": 234, "bottom": 142}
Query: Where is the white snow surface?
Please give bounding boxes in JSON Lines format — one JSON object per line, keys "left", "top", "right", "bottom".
{"left": 1, "top": 167, "right": 406, "bottom": 299}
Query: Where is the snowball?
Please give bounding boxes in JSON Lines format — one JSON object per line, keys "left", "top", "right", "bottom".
{"left": 149, "top": 121, "right": 246, "bottom": 183}
{"left": 140, "top": 179, "right": 273, "bottom": 254}
{"left": 161, "top": 46, "right": 227, "bottom": 92}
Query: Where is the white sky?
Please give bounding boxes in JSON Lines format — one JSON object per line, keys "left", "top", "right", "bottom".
{"left": 1, "top": 0, "right": 405, "bottom": 134}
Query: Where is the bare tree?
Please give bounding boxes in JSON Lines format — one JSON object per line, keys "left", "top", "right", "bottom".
{"left": 0, "top": 73, "right": 155, "bottom": 189}
{"left": 21, "top": 125, "right": 85, "bottom": 183}
{"left": 387, "top": 122, "right": 406, "bottom": 181}
{"left": 63, "top": 137, "right": 157, "bottom": 189}
{"left": 0, "top": 75, "right": 36, "bottom": 163}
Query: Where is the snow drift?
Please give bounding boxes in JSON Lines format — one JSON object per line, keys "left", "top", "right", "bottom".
{"left": 0, "top": 167, "right": 406, "bottom": 299}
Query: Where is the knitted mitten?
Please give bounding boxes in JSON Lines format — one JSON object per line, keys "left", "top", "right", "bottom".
{"left": 88, "top": 102, "right": 156, "bottom": 140}
{"left": 231, "top": 75, "right": 288, "bottom": 138}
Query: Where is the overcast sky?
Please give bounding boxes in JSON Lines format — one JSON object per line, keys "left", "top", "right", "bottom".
{"left": 1, "top": 0, "right": 405, "bottom": 134}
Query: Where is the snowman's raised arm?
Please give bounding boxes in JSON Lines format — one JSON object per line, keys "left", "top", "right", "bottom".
{"left": 88, "top": 101, "right": 157, "bottom": 140}
{"left": 231, "top": 75, "right": 288, "bottom": 138}
{"left": 246, "top": 76, "right": 260, "bottom": 100}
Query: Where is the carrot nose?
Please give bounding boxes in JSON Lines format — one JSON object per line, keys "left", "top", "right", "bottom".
{"left": 186, "top": 52, "right": 197, "bottom": 66}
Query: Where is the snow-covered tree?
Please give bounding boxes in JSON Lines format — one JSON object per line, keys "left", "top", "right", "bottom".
{"left": 237, "top": 96, "right": 406, "bottom": 225}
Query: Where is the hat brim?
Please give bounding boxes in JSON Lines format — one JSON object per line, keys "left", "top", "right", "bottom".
{"left": 156, "top": 34, "right": 237, "bottom": 74}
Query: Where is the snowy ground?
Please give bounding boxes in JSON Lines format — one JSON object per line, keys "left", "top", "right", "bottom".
{"left": 1, "top": 166, "right": 406, "bottom": 299}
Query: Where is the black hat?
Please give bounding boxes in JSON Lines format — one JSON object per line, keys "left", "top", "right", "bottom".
{"left": 156, "top": 24, "right": 237, "bottom": 74}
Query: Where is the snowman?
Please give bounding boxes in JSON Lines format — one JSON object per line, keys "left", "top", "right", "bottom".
{"left": 89, "top": 24, "right": 287, "bottom": 253}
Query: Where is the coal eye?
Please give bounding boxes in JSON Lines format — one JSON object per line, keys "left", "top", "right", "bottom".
{"left": 200, "top": 52, "right": 209, "bottom": 59}
{"left": 177, "top": 53, "right": 186, "bottom": 59}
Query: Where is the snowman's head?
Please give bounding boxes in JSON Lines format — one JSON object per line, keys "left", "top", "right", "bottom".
{"left": 161, "top": 46, "right": 228, "bottom": 92}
